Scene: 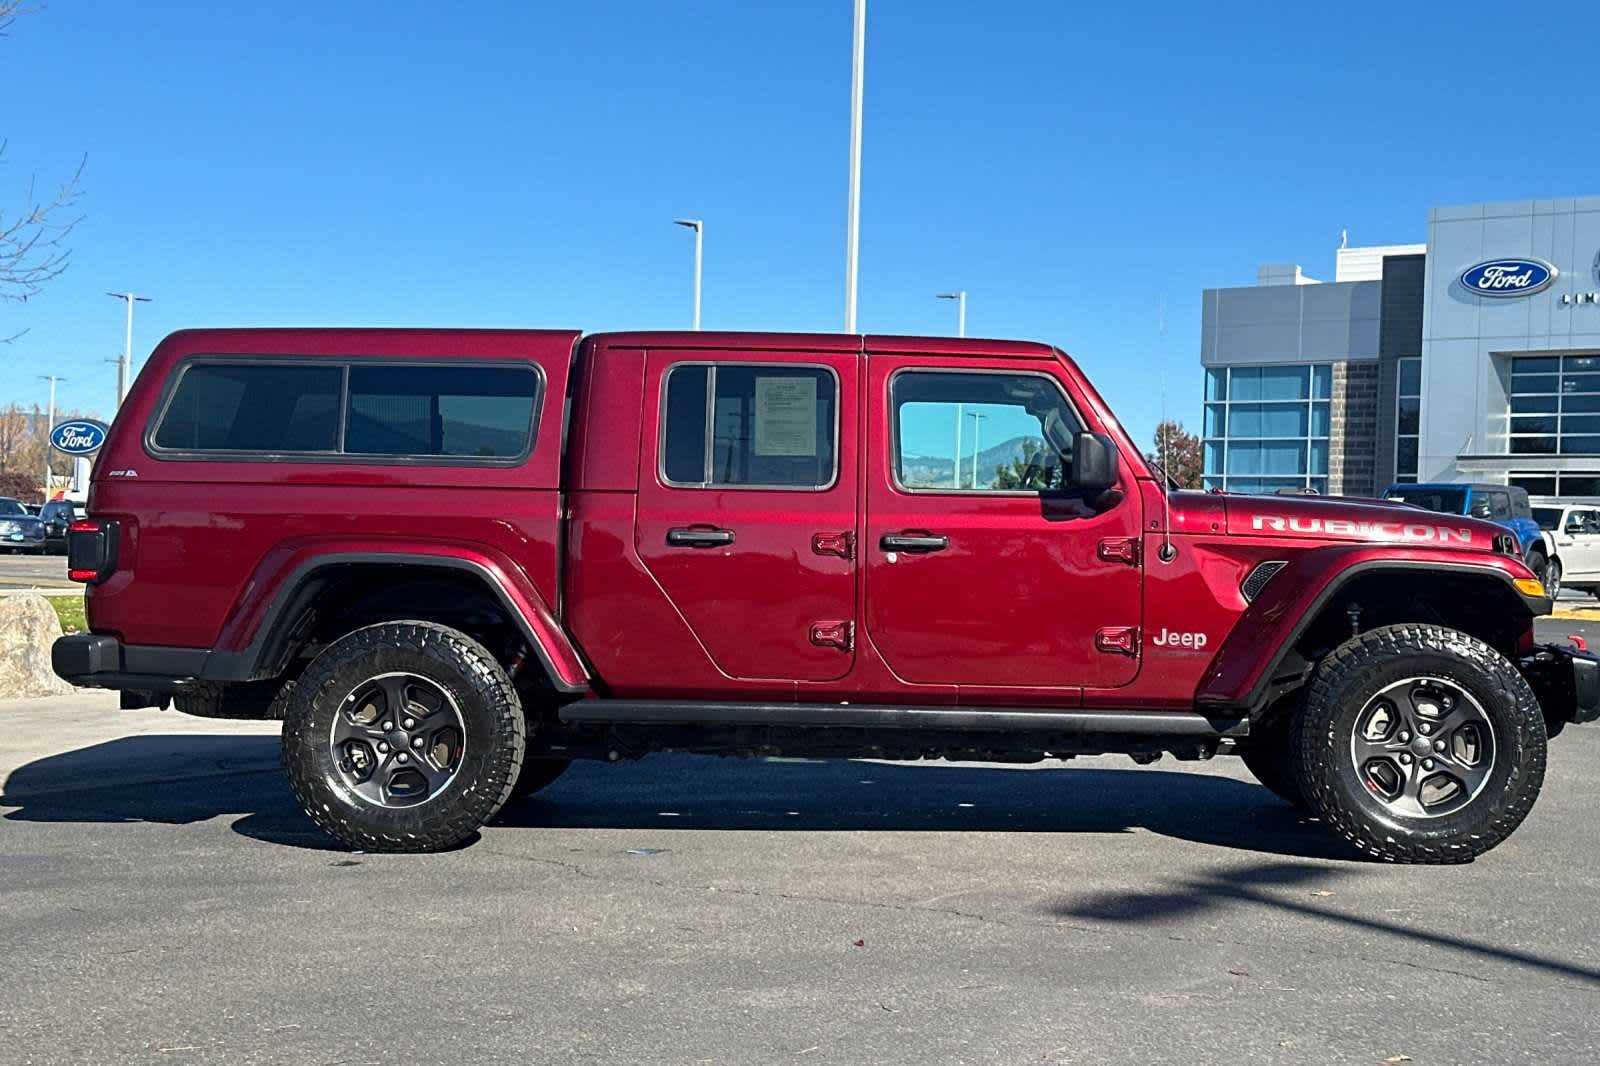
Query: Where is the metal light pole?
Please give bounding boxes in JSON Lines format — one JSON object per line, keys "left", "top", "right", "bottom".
{"left": 937, "top": 291, "right": 969, "bottom": 486}
{"left": 107, "top": 291, "right": 152, "bottom": 407}
{"left": 842, "top": 0, "right": 865, "bottom": 332}
{"left": 936, "top": 290, "right": 966, "bottom": 337}
{"left": 39, "top": 374, "right": 63, "bottom": 498}
{"left": 967, "top": 411, "right": 987, "bottom": 489}
{"left": 673, "top": 219, "right": 703, "bottom": 330}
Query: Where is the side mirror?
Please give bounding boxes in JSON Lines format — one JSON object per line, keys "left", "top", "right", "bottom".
{"left": 1070, "top": 431, "right": 1119, "bottom": 492}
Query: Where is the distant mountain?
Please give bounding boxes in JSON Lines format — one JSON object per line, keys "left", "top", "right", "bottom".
{"left": 902, "top": 435, "right": 1045, "bottom": 488}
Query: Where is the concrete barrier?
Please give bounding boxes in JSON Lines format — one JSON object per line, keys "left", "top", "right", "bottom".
{"left": 0, "top": 594, "right": 74, "bottom": 699}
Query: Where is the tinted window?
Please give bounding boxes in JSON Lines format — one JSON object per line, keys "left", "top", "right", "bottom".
{"left": 1532, "top": 507, "right": 1562, "bottom": 530}
{"left": 1384, "top": 486, "right": 1467, "bottom": 514}
{"left": 661, "top": 364, "right": 837, "bottom": 488}
{"left": 892, "top": 371, "right": 1083, "bottom": 492}
{"left": 154, "top": 364, "right": 342, "bottom": 452}
{"left": 345, "top": 365, "right": 538, "bottom": 458}
{"left": 1487, "top": 491, "right": 1513, "bottom": 521}
{"left": 0, "top": 499, "right": 25, "bottom": 517}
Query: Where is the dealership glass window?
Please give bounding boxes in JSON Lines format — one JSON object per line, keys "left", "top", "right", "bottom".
{"left": 1505, "top": 355, "right": 1600, "bottom": 457}
{"left": 344, "top": 365, "right": 538, "bottom": 457}
{"left": 1509, "top": 471, "right": 1600, "bottom": 496}
{"left": 152, "top": 363, "right": 342, "bottom": 452}
{"left": 891, "top": 370, "right": 1083, "bottom": 492}
{"left": 1200, "top": 363, "right": 1331, "bottom": 494}
{"left": 1393, "top": 357, "right": 1421, "bottom": 483}
{"left": 661, "top": 364, "right": 837, "bottom": 489}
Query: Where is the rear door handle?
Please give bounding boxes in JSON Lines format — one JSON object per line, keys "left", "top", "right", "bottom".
{"left": 667, "top": 527, "right": 735, "bottom": 548}
{"left": 880, "top": 533, "right": 949, "bottom": 553}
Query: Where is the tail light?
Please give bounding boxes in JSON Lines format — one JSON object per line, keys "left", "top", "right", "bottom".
{"left": 67, "top": 518, "right": 118, "bottom": 584}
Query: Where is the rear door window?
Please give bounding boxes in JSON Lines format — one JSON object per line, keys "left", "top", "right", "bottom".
{"left": 152, "top": 364, "right": 342, "bottom": 452}
{"left": 660, "top": 363, "right": 838, "bottom": 489}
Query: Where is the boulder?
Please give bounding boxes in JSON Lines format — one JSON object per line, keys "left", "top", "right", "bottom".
{"left": 0, "top": 594, "right": 74, "bottom": 699}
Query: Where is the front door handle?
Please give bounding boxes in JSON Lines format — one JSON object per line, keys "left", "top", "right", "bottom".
{"left": 880, "top": 532, "right": 949, "bottom": 553}
{"left": 667, "top": 527, "right": 735, "bottom": 548}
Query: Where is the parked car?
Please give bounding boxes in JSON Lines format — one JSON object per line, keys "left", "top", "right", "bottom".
{"left": 39, "top": 499, "right": 86, "bottom": 554}
{"left": 52, "top": 328, "right": 1599, "bottom": 862}
{"left": 1382, "top": 483, "right": 1552, "bottom": 590}
{"left": 1528, "top": 498, "right": 1600, "bottom": 599}
{"left": 0, "top": 497, "right": 47, "bottom": 553}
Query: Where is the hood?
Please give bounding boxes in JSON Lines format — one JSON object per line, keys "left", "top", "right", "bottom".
{"left": 1216, "top": 493, "right": 1504, "bottom": 551}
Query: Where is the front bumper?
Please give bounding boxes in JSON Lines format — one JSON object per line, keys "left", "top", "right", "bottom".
{"left": 1521, "top": 643, "right": 1600, "bottom": 729}
{"left": 1, "top": 527, "right": 46, "bottom": 548}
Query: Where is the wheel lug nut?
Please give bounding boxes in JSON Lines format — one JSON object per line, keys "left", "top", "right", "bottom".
{"left": 1434, "top": 740, "right": 1446, "bottom": 751}
{"left": 403, "top": 718, "right": 415, "bottom": 729}
{"left": 1418, "top": 723, "right": 1431, "bottom": 735}
{"left": 411, "top": 737, "right": 424, "bottom": 749}
{"left": 1398, "top": 731, "right": 1410, "bottom": 742}
{"left": 377, "top": 742, "right": 389, "bottom": 753}
{"left": 397, "top": 753, "right": 409, "bottom": 763}
{"left": 1422, "top": 758, "right": 1435, "bottom": 770}
{"left": 381, "top": 721, "right": 393, "bottom": 731}
{"left": 1399, "top": 753, "right": 1413, "bottom": 764}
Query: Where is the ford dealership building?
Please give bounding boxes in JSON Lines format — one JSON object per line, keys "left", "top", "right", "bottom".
{"left": 1201, "top": 195, "right": 1600, "bottom": 497}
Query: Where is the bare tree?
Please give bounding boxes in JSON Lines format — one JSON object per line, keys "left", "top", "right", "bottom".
{"left": 1, "top": 2, "right": 85, "bottom": 333}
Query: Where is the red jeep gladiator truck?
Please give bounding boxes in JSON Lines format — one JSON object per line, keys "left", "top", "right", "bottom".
{"left": 52, "top": 328, "right": 1599, "bottom": 861}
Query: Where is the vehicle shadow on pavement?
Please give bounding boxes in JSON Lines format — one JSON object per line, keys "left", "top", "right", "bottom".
{"left": 1045, "top": 860, "right": 1600, "bottom": 986}
{"left": 2, "top": 739, "right": 1360, "bottom": 861}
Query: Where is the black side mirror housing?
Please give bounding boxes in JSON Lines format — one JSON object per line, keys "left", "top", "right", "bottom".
{"left": 1070, "top": 431, "right": 1119, "bottom": 492}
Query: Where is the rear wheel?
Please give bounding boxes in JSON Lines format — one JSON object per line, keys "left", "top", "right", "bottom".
{"left": 281, "top": 621, "right": 525, "bottom": 853}
{"left": 1291, "top": 624, "right": 1545, "bottom": 863}
{"left": 1544, "top": 558, "right": 1563, "bottom": 599}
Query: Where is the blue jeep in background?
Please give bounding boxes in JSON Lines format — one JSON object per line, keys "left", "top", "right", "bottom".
{"left": 1382, "top": 482, "right": 1553, "bottom": 589}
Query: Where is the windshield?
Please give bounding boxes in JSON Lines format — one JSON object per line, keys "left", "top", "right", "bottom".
{"left": 0, "top": 499, "right": 26, "bottom": 517}
{"left": 1532, "top": 507, "right": 1563, "bottom": 530}
{"left": 1385, "top": 486, "right": 1467, "bottom": 515}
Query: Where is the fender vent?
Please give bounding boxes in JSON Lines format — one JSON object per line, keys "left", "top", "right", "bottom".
{"left": 1241, "top": 560, "right": 1287, "bottom": 602}
{"left": 1493, "top": 533, "right": 1519, "bottom": 557}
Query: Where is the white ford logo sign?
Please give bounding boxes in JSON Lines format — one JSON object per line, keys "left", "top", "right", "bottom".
{"left": 1459, "top": 258, "right": 1558, "bottom": 298}
{"left": 49, "top": 419, "right": 109, "bottom": 455}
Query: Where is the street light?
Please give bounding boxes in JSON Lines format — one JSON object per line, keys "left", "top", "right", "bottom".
{"left": 38, "top": 374, "right": 64, "bottom": 498}
{"left": 106, "top": 291, "right": 152, "bottom": 407}
{"left": 935, "top": 290, "right": 966, "bottom": 337}
{"left": 843, "top": 0, "right": 866, "bottom": 332}
{"left": 672, "top": 219, "right": 703, "bottom": 330}
{"left": 967, "top": 410, "right": 987, "bottom": 489}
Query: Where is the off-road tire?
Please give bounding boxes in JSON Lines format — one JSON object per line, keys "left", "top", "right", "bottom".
{"left": 1238, "top": 701, "right": 1305, "bottom": 807}
{"left": 281, "top": 621, "right": 525, "bottom": 853}
{"left": 174, "top": 679, "right": 294, "bottom": 720}
{"left": 1291, "top": 624, "right": 1546, "bottom": 864}
{"left": 509, "top": 758, "right": 571, "bottom": 801}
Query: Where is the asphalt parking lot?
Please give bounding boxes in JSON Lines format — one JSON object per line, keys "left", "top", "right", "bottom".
{"left": 0, "top": 552, "right": 71, "bottom": 591}
{"left": 0, "top": 618, "right": 1596, "bottom": 1065}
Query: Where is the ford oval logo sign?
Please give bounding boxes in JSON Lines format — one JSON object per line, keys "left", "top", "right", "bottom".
{"left": 1459, "top": 257, "right": 1558, "bottom": 298}
{"left": 49, "top": 419, "right": 109, "bottom": 456}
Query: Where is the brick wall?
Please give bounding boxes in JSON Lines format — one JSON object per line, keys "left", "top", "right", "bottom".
{"left": 1329, "top": 361, "right": 1379, "bottom": 496}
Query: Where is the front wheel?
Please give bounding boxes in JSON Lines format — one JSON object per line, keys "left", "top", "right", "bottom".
{"left": 1544, "top": 558, "right": 1563, "bottom": 598}
{"left": 1291, "top": 624, "right": 1546, "bottom": 863}
{"left": 282, "top": 621, "right": 526, "bottom": 853}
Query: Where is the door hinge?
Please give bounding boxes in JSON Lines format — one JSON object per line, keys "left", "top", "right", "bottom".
{"left": 809, "top": 620, "right": 854, "bottom": 652}
{"left": 812, "top": 531, "right": 855, "bottom": 559}
{"left": 1097, "top": 537, "right": 1140, "bottom": 565}
{"left": 1095, "top": 625, "right": 1139, "bottom": 655}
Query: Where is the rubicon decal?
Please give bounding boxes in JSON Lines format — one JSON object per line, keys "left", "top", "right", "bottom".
{"left": 1252, "top": 515, "right": 1473, "bottom": 543}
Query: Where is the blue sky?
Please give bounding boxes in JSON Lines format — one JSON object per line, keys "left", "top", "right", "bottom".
{"left": 4, "top": 2, "right": 1599, "bottom": 447}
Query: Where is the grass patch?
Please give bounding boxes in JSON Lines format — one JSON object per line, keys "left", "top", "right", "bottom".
{"left": 49, "top": 594, "right": 87, "bottom": 635}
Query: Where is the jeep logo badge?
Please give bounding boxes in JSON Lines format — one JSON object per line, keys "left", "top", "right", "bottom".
{"left": 1458, "top": 258, "right": 1558, "bottom": 298}
{"left": 49, "top": 419, "right": 109, "bottom": 456}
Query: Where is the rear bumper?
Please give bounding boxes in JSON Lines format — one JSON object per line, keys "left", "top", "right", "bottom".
{"left": 52, "top": 634, "right": 206, "bottom": 693}
{"left": 1521, "top": 643, "right": 1600, "bottom": 727}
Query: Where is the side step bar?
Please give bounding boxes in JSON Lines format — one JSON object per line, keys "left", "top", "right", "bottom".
{"left": 559, "top": 701, "right": 1248, "bottom": 738}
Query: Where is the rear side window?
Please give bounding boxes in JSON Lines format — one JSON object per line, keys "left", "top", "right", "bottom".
{"left": 661, "top": 363, "right": 837, "bottom": 489}
{"left": 151, "top": 360, "right": 540, "bottom": 461}
{"left": 152, "top": 364, "right": 342, "bottom": 452}
{"left": 346, "top": 365, "right": 537, "bottom": 458}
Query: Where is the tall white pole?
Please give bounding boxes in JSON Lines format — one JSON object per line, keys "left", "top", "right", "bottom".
{"left": 107, "top": 292, "right": 152, "bottom": 408}
{"left": 968, "top": 411, "right": 986, "bottom": 488}
{"left": 39, "top": 375, "right": 61, "bottom": 498}
{"left": 673, "top": 219, "right": 703, "bottom": 330}
{"left": 843, "top": 0, "right": 865, "bottom": 332}
{"left": 956, "top": 291, "right": 966, "bottom": 338}
{"left": 953, "top": 407, "right": 963, "bottom": 489}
